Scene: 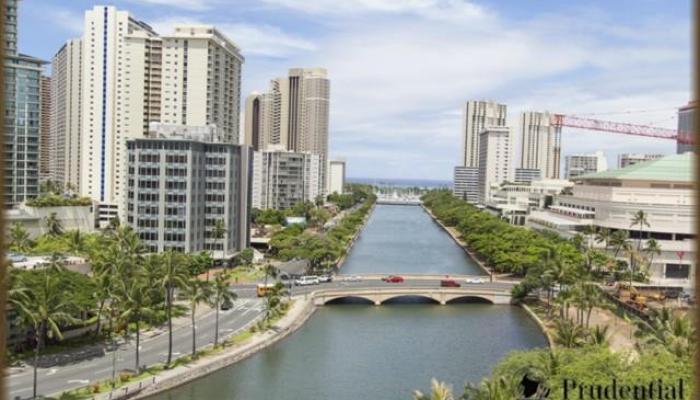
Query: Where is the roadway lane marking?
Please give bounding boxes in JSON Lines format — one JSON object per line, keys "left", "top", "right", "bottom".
{"left": 46, "top": 368, "right": 58, "bottom": 376}
{"left": 68, "top": 379, "right": 90, "bottom": 385}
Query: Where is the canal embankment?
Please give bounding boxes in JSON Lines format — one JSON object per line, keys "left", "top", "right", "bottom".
{"left": 420, "top": 203, "right": 492, "bottom": 276}
{"left": 336, "top": 201, "right": 375, "bottom": 270}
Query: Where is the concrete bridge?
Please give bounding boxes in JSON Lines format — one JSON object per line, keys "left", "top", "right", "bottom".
{"left": 311, "top": 282, "right": 513, "bottom": 305}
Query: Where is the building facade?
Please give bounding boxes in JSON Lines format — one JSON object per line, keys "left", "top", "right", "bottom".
{"left": 565, "top": 151, "right": 607, "bottom": 179}
{"left": 477, "top": 127, "right": 512, "bottom": 204}
{"left": 39, "top": 75, "right": 52, "bottom": 182}
{"left": 676, "top": 101, "right": 696, "bottom": 154}
{"left": 160, "top": 25, "right": 244, "bottom": 144}
{"left": 460, "top": 100, "right": 507, "bottom": 168}
{"left": 527, "top": 153, "right": 695, "bottom": 288}
{"left": 244, "top": 68, "right": 330, "bottom": 192}
{"left": 453, "top": 166, "right": 479, "bottom": 203}
{"left": 79, "top": 6, "right": 159, "bottom": 224}
{"left": 328, "top": 160, "right": 346, "bottom": 195}
{"left": 4, "top": 0, "right": 47, "bottom": 207}
{"left": 617, "top": 153, "right": 664, "bottom": 169}
{"left": 125, "top": 135, "right": 251, "bottom": 256}
{"left": 514, "top": 168, "right": 542, "bottom": 184}
{"left": 51, "top": 38, "right": 83, "bottom": 189}
{"left": 518, "top": 111, "right": 561, "bottom": 179}
{"left": 251, "top": 147, "right": 321, "bottom": 210}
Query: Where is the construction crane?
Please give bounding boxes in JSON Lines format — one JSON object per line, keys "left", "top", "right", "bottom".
{"left": 550, "top": 114, "right": 690, "bottom": 143}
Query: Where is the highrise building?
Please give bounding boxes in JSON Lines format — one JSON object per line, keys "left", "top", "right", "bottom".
{"left": 565, "top": 151, "right": 608, "bottom": 179}
{"left": 125, "top": 127, "right": 251, "bottom": 255}
{"left": 39, "top": 75, "right": 52, "bottom": 182}
{"left": 460, "top": 100, "right": 507, "bottom": 168}
{"left": 78, "top": 8, "right": 244, "bottom": 225}
{"left": 453, "top": 166, "right": 479, "bottom": 203}
{"left": 4, "top": 0, "right": 48, "bottom": 207}
{"left": 677, "top": 101, "right": 697, "bottom": 154}
{"left": 477, "top": 127, "right": 512, "bottom": 203}
{"left": 514, "top": 168, "right": 541, "bottom": 184}
{"left": 251, "top": 147, "right": 321, "bottom": 210}
{"left": 51, "top": 39, "right": 83, "bottom": 189}
{"left": 244, "top": 68, "right": 330, "bottom": 192}
{"left": 160, "top": 25, "right": 244, "bottom": 144}
{"left": 79, "top": 6, "right": 159, "bottom": 224}
{"left": 328, "top": 160, "right": 346, "bottom": 195}
{"left": 518, "top": 111, "right": 561, "bottom": 179}
{"left": 617, "top": 153, "right": 664, "bottom": 169}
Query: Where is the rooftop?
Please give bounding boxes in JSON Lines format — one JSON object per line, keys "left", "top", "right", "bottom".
{"left": 578, "top": 152, "right": 693, "bottom": 183}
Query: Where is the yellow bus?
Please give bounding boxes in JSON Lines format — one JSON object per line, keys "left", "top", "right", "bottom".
{"left": 256, "top": 283, "right": 275, "bottom": 297}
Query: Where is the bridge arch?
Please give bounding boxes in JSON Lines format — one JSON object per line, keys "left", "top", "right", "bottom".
{"left": 315, "top": 291, "right": 499, "bottom": 306}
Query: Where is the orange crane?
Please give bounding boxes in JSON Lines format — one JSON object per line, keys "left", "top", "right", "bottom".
{"left": 550, "top": 114, "right": 688, "bottom": 143}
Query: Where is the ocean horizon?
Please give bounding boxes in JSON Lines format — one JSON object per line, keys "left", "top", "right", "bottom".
{"left": 347, "top": 177, "right": 452, "bottom": 189}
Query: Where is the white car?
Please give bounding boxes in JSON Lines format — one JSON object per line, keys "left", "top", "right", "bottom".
{"left": 345, "top": 275, "right": 362, "bottom": 282}
{"left": 317, "top": 274, "right": 333, "bottom": 283}
{"left": 465, "top": 277, "right": 486, "bottom": 284}
{"left": 295, "top": 275, "right": 320, "bottom": 286}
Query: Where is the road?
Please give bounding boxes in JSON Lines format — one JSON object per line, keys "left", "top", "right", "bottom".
{"left": 8, "top": 298, "right": 263, "bottom": 400}
{"left": 8, "top": 275, "right": 515, "bottom": 399}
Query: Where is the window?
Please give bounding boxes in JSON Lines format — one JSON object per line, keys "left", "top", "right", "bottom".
{"left": 665, "top": 264, "right": 690, "bottom": 279}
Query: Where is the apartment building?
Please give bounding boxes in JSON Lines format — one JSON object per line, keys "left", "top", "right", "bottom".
{"left": 4, "top": 0, "right": 47, "bottom": 207}
{"left": 244, "top": 68, "right": 330, "bottom": 191}
{"left": 51, "top": 38, "right": 83, "bottom": 189}
{"left": 477, "top": 126, "right": 512, "bottom": 204}
{"left": 518, "top": 111, "right": 561, "bottom": 179}
{"left": 251, "top": 147, "right": 321, "bottom": 210}
{"left": 617, "top": 153, "right": 664, "bottom": 169}
{"left": 460, "top": 100, "right": 507, "bottom": 168}
{"left": 565, "top": 151, "right": 608, "bottom": 179}
{"left": 125, "top": 127, "right": 251, "bottom": 256}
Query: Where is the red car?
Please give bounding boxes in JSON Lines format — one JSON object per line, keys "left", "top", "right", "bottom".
{"left": 382, "top": 275, "right": 404, "bottom": 283}
{"left": 440, "top": 279, "right": 461, "bottom": 287}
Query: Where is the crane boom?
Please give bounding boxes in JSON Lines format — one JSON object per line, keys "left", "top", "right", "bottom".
{"left": 550, "top": 114, "right": 678, "bottom": 141}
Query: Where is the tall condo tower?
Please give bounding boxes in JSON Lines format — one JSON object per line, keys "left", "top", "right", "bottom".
{"left": 51, "top": 38, "right": 83, "bottom": 190}
{"left": 518, "top": 111, "right": 561, "bottom": 179}
{"left": 461, "top": 100, "right": 507, "bottom": 168}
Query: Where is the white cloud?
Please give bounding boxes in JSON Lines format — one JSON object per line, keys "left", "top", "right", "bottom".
{"left": 124, "top": 0, "right": 220, "bottom": 11}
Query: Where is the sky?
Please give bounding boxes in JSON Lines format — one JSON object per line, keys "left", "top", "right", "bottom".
{"left": 20, "top": 0, "right": 692, "bottom": 180}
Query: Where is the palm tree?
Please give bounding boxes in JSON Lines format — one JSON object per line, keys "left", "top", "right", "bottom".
{"left": 65, "top": 229, "right": 86, "bottom": 254}
{"left": 183, "top": 279, "right": 212, "bottom": 358}
{"left": 594, "top": 228, "right": 612, "bottom": 251}
{"left": 553, "top": 319, "right": 586, "bottom": 348}
{"left": 643, "top": 238, "right": 662, "bottom": 269}
{"left": 9, "top": 222, "right": 31, "bottom": 252}
{"left": 635, "top": 307, "right": 695, "bottom": 357}
{"left": 413, "top": 379, "right": 454, "bottom": 400}
{"left": 160, "top": 250, "right": 188, "bottom": 366}
{"left": 211, "top": 272, "right": 237, "bottom": 346}
{"left": 12, "top": 269, "right": 74, "bottom": 399}
{"left": 588, "top": 325, "right": 610, "bottom": 346}
{"left": 116, "top": 279, "right": 154, "bottom": 372}
{"left": 630, "top": 210, "right": 650, "bottom": 263}
{"left": 609, "top": 230, "right": 630, "bottom": 258}
{"left": 44, "top": 212, "right": 63, "bottom": 236}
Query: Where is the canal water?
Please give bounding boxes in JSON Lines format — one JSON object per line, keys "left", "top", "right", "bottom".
{"left": 341, "top": 204, "right": 485, "bottom": 275}
{"left": 149, "top": 204, "right": 547, "bottom": 400}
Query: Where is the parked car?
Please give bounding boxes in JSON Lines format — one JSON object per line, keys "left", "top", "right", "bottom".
{"left": 318, "top": 274, "right": 333, "bottom": 283}
{"left": 295, "top": 275, "right": 320, "bottom": 286}
{"left": 382, "top": 275, "right": 404, "bottom": 283}
{"left": 440, "top": 279, "right": 461, "bottom": 287}
{"left": 465, "top": 277, "right": 486, "bottom": 284}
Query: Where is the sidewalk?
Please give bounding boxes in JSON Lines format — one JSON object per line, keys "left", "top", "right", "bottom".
{"left": 565, "top": 306, "right": 638, "bottom": 352}
{"left": 98, "top": 296, "right": 315, "bottom": 400}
